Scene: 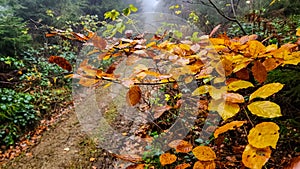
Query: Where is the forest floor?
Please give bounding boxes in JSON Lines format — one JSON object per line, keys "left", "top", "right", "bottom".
{"left": 0, "top": 104, "right": 133, "bottom": 169}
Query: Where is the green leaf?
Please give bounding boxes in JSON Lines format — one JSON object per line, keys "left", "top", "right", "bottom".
{"left": 123, "top": 8, "right": 131, "bottom": 16}
{"left": 249, "top": 83, "right": 284, "bottom": 101}
{"left": 129, "top": 4, "right": 138, "bottom": 12}
{"left": 247, "top": 101, "right": 282, "bottom": 118}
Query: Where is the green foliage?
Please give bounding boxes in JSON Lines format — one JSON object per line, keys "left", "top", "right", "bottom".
{"left": 0, "top": 6, "right": 32, "bottom": 57}
{"left": 0, "top": 88, "right": 37, "bottom": 146}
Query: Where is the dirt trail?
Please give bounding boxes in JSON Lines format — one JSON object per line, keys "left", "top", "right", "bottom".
{"left": 1, "top": 106, "right": 121, "bottom": 169}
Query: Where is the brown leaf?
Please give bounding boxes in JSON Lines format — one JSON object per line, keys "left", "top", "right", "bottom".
{"left": 92, "top": 35, "right": 107, "bottom": 50}
{"left": 252, "top": 60, "right": 267, "bottom": 84}
{"left": 262, "top": 58, "right": 281, "bottom": 71}
{"left": 113, "top": 154, "right": 142, "bottom": 163}
{"left": 159, "top": 153, "right": 177, "bottom": 166}
{"left": 235, "top": 68, "right": 249, "bottom": 80}
{"left": 285, "top": 156, "right": 300, "bottom": 169}
{"left": 222, "top": 93, "right": 245, "bottom": 103}
{"left": 126, "top": 85, "right": 142, "bottom": 106}
{"left": 209, "top": 24, "right": 221, "bottom": 37}
{"left": 49, "top": 56, "right": 72, "bottom": 72}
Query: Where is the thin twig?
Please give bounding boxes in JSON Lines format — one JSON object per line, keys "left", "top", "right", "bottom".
{"left": 243, "top": 107, "right": 254, "bottom": 127}
{"left": 207, "top": 0, "right": 247, "bottom": 35}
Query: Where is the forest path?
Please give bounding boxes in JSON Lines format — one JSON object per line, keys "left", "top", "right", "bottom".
{"left": 1, "top": 105, "right": 126, "bottom": 169}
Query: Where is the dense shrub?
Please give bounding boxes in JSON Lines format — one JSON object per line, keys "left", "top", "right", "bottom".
{"left": 0, "top": 88, "right": 37, "bottom": 146}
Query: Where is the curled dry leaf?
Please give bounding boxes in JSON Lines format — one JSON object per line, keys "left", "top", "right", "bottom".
{"left": 222, "top": 93, "right": 245, "bottom": 103}
{"left": 192, "top": 146, "right": 216, "bottom": 161}
{"left": 92, "top": 35, "right": 107, "bottom": 50}
{"left": 247, "top": 122, "right": 280, "bottom": 149}
{"left": 159, "top": 153, "right": 177, "bottom": 166}
{"left": 126, "top": 85, "right": 142, "bottom": 106}
{"left": 153, "top": 105, "right": 172, "bottom": 119}
{"left": 214, "top": 121, "right": 247, "bottom": 138}
{"left": 113, "top": 154, "right": 142, "bottom": 163}
{"left": 175, "top": 163, "right": 191, "bottom": 169}
{"left": 168, "top": 140, "right": 193, "bottom": 153}
{"left": 242, "top": 144, "right": 271, "bottom": 169}
{"left": 49, "top": 56, "right": 72, "bottom": 72}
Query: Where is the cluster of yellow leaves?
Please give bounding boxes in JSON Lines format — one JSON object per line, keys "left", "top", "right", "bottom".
{"left": 243, "top": 122, "right": 280, "bottom": 169}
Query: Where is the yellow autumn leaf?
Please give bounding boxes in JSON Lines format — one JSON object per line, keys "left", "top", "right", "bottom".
{"left": 297, "top": 27, "right": 300, "bottom": 36}
{"left": 283, "top": 51, "right": 300, "bottom": 65}
{"left": 247, "top": 122, "right": 280, "bottom": 149}
{"left": 246, "top": 40, "right": 266, "bottom": 58}
{"left": 265, "top": 44, "right": 278, "bottom": 52}
{"left": 192, "top": 85, "right": 212, "bottom": 96}
{"left": 214, "top": 121, "right": 247, "bottom": 138}
{"left": 159, "top": 153, "right": 177, "bottom": 166}
{"left": 249, "top": 83, "right": 284, "bottom": 101}
{"left": 228, "top": 80, "right": 254, "bottom": 92}
{"left": 242, "top": 144, "right": 272, "bottom": 169}
{"left": 217, "top": 102, "right": 240, "bottom": 121}
{"left": 247, "top": 101, "right": 282, "bottom": 118}
{"left": 192, "top": 146, "right": 216, "bottom": 161}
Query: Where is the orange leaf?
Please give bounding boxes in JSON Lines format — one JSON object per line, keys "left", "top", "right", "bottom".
{"left": 285, "top": 156, "right": 300, "bottom": 169}
{"left": 168, "top": 140, "right": 193, "bottom": 153}
{"left": 78, "top": 77, "right": 99, "bottom": 87}
{"left": 159, "top": 153, "right": 177, "bottom": 166}
{"left": 175, "top": 163, "right": 191, "bottom": 169}
{"left": 192, "top": 146, "right": 216, "bottom": 161}
{"left": 48, "top": 56, "right": 72, "bottom": 72}
{"left": 126, "top": 85, "right": 142, "bottom": 106}
{"left": 72, "top": 32, "right": 89, "bottom": 42}
{"left": 222, "top": 93, "right": 245, "bottom": 103}
{"left": 193, "top": 161, "right": 216, "bottom": 169}
{"left": 242, "top": 144, "right": 271, "bottom": 169}
{"left": 252, "top": 60, "right": 267, "bottom": 84}
{"left": 214, "top": 121, "right": 247, "bottom": 138}
{"left": 262, "top": 58, "right": 281, "bottom": 71}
